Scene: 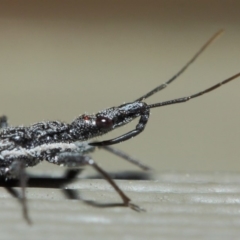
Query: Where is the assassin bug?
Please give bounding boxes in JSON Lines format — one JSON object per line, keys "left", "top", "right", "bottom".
{"left": 0, "top": 30, "right": 239, "bottom": 224}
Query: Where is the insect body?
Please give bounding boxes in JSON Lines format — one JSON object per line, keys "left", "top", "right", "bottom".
{"left": 0, "top": 29, "right": 239, "bottom": 224}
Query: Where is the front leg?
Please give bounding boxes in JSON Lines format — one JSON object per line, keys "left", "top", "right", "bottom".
{"left": 56, "top": 152, "right": 143, "bottom": 212}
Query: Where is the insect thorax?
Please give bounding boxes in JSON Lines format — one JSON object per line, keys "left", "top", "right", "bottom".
{"left": 0, "top": 120, "right": 96, "bottom": 170}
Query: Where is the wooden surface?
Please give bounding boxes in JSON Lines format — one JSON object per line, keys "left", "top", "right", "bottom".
{"left": 1, "top": 171, "right": 240, "bottom": 240}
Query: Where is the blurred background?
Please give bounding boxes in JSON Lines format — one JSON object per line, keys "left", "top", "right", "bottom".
{"left": 0, "top": 0, "right": 240, "bottom": 174}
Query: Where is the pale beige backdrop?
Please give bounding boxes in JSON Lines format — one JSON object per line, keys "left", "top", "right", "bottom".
{"left": 1, "top": 1, "right": 240, "bottom": 240}
{"left": 1, "top": 0, "right": 239, "bottom": 173}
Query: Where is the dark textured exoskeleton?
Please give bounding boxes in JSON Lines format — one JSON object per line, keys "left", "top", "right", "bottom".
{"left": 0, "top": 29, "right": 240, "bottom": 224}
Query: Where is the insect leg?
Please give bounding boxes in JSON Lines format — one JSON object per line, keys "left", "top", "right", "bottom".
{"left": 56, "top": 152, "right": 143, "bottom": 211}
{"left": 0, "top": 116, "right": 31, "bottom": 222}
{"left": 90, "top": 108, "right": 150, "bottom": 146}
{"left": 6, "top": 159, "right": 31, "bottom": 224}
{"left": 0, "top": 115, "right": 8, "bottom": 128}
{"left": 101, "top": 146, "right": 151, "bottom": 171}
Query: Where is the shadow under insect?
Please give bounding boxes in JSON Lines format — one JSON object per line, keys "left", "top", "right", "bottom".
{"left": 0, "top": 169, "right": 151, "bottom": 219}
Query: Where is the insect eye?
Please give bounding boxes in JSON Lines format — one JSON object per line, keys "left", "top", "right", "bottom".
{"left": 96, "top": 116, "right": 113, "bottom": 129}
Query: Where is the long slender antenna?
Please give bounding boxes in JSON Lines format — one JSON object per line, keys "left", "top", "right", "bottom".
{"left": 135, "top": 29, "right": 224, "bottom": 102}
{"left": 147, "top": 72, "right": 240, "bottom": 109}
